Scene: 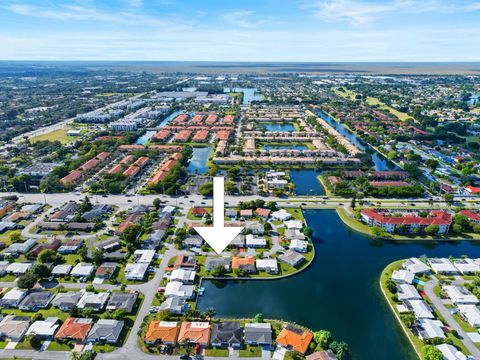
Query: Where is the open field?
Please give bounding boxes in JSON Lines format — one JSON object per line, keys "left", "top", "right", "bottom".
{"left": 30, "top": 128, "right": 75, "bottom": 145}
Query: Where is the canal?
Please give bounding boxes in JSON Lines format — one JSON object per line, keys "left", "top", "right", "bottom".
{"left": 197, "top": 209, "right": 480, "bottom": 359}
{"left": 316, "top": 109, "right": 399, "bottom": 171}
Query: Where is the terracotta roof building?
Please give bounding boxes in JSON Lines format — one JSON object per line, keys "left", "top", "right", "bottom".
{"left": 178, "top": 322, "right": 211, "bottom": 346}
{"left": 276, "top": 325, "right": 313, "bottom": 355}
{"left": 55, "top": 318, "right": 93, "bottom": 342}
{"left": 144, "top": 321, "right": 179, "bottom": 345}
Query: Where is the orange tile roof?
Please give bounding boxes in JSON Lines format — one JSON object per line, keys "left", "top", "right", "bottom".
{"left": 119, "top": 144, "right": 145, "bottom": 151}
{"left": 60, "top": 170, "right": 82, "bottom": 184}
{"left": 55, "top": 318, "right": 93, "bottom": 342}
{"left": 178, "top": 322, "right": 210, "bottom": 345}
{"left": 108, "top": 163, "right": 125, "bottom": 175}
{"left": 145, "top": 321, "right": 179, "bottom": 343}
{"left": 255, "top": 208, "right": 271, "bottom": 217}
{"left": 120, "top": 155, "right": 136, "bottom": 165}
{"left": 96, "top": 152, "right": 110, "bottom": 161}
{"left": 231, "top": 256, "right": 255, "bottom": 269}
{"left": 123, "top": 165, "right": 140, "bottom": 177}
{"left": 134, "top": 156, "right": 149, "bottom": 168}
{"left": 79, "top": 158, "right": 101, "bottom": 171}
{"left": 276, "top": 327, "right": 313, "bottom": 354}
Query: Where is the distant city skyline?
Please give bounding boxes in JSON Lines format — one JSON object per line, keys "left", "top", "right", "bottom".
{"left": 1, "top": 0, "right": 479, "bottom": 61}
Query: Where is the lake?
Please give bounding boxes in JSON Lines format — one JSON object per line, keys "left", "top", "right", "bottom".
{"left": 187, "top": 146, "right": 212, "bottom": 174}
{"left": 258, "top": 123, "right": 296, "bottom": 132}
{"left": 157, "top": 110, "right": 183, "bottom": 128}
{"left": 289, "top": 169, "right": 325, "bottom": 195}
{"left": 224, "top": 87, "right": 263, "bottom": 104}
{"left": 197, "top": 209, "right": 480, "bottom": 359}
{"left": 316, "top": 109, "right": 398, "bottom": 171}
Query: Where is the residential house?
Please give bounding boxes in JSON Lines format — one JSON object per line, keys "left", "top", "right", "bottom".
{"left": 443, "top": 285, "right": 479, "bottom": 305}
{"left": 271, "top": 209, "right": 292, "bottom": 221}
{"left": 211, "top": 321, "right": 242, "bottom": 349}
{"left": 170, "top": 269, "right": 196, "bottom": 284}
{"left": 240, "top": 209, "right": 253, "bottom": 219}
{"left": 306, "top": 350, "right": 338, "bottom": 360}
{"left": 415, "top": 318, "right": 445, "bottom": 341}
{"left": 256, "top": 259, "right": 279, "bottom": 274}
{"left": 87, "top": 319, "right": 124, "bottom": 344}
{"left": 396, "top": 284, "right": 421, "bottom": 301}
{"left": 58, "top": 240, "right": 83, "bottom": 254}
{"left": 77, "top": 292, "right": 110, "bottom": 311}
{"left": 174, "top": 255, "right": 197, "bottom": 269}
{"left": 164, "top": 281, "right": 195, "bottom": 300}
{"left": 391, "top": 269, "right": 415, "bottom": 284}
{"left": 95, "top": 262, "right": 118, "bottom": 279}
{"left": 453, "top": 258, "right": 480, "bottom": 274}
{"left": 178, "top": 322, "right": 211, "bottom": 346}
{"left": 26, "top": 317, "right": 59, "bottom": 339}
{"left": 0, "top": 315, "right": 30, "bottom": 341}
{"left": 289, "top": 239, "right": 308, "bottom": 253}
{"left": 106, "top": 292, "right": 138, "bottom": 313}
{"left": 18, "top": 290, "right": 54, "bottom": 311}
{"left": 436, "top": 344, "right": 467, "bottom": 360}
{"left": 404, "top": 300, "right": 435, "bottom": 319}
{"left": 246, "top": 222, "right": 265, "bottom": 235}
{"left": 71, "top": 262, "right": 95, "bottom": 278}
{"left": 276, "top": 325, "right": 313, "bottom": 355}
{"left": 458, "top": 305, "right": 480, "bottom": 327}
{"left": 0, "top": 288, "right": 27, "bottom": 307}
{"left": 278, "top": 251, "right": 305, "bottom": 267}
{"left": 231, "top": 256, "right": 256, "bottom": 273}
{"left": 205, "top": 257, "right": 231, "bottom": 272}
{"left": 5, "top": 262, "right": 33, "bottom": 275}
{"left": 52, "top": 291, "right": 84, "bottom": 311}
{"left": 284, "top": 220, "right": 303, "bottom": 230}
{"left": 124, "top": 263, "right": 148, "bottom": 281}
{"left": 255, "top": 208, "right": 271, "bottom": 219}
{"left": 133, "top": 249, "right": 156, "bottom": 264}
{"left": 428, "top": 258, "right": 458, "bottom": 274}
{"left": 159, "top": 296, "right": 189, "bottom": 315}
{"left": 55, "top": 318, "right": 93, "bottom": 343}
{"left": 144, "top": 321, "right": 179, "bottom": 345}
{"left": 51, "top": 264, "right": 72, "bottom": 277}
{"left": 246, "top": 234, "right": 266, "bottom": 248}
{"left": 403, "top": 258, "right": 430, "bottom": 275}
{"left": 244, "top": 323, "right": 272, "bottom": 346}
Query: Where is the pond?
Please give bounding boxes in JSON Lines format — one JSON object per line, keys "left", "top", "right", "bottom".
{"left": 197, "top": 209, "right": 480, "bottom": 360}
{"left": 187, "top": 146, "right": 212, "bottom": 174}
{"left": 224, "top": 87, "right": 263, "bottom": 104}
{"left": 316, "top": 109, "right": 399, "bottom": 171}
{"left": 289, "top": 169, "right": 325, "bottom": 195}
{"left": 258, "top": 123, "right": 296, "bottom": 132}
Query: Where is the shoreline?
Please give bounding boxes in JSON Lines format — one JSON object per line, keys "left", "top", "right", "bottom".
{"left": 379, "top": 260, "right": 422, "bottom": 360}
{"left": 335, "top": 207, "right": 480, "bottom": 242}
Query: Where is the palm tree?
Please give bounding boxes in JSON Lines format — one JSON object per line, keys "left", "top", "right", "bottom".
{"left": 204, "top": 307, "right": 216, "bottom": 320}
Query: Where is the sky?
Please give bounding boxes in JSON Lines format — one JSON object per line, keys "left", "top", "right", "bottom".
{"left": 0, "top": 0, "right": 479, "bottom": 61}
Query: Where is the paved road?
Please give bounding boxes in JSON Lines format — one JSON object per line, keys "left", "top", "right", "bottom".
{"left": 423, "top": 278, "right": 480, "bottom": 359}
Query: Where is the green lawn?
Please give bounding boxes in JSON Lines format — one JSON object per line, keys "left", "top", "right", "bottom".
{"left": 47, "top": 341, "right": 73, "bottom": 351}
{"left": 239, "top": 344, "right": 262, "bottom": 357}
{"left": 30, "top": 128, "right": 75, "bottom": 145}
{"left": 205, "top": 348, "right": 229, "bottom": 357}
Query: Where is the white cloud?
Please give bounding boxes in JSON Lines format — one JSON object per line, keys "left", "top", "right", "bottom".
{"left": 221, "top": 10, "right": 275, "bottom": 29}
{"left": 309, "top": 0, "right": 480, "bottom": 25}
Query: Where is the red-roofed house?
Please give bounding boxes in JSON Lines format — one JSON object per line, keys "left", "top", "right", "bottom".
{"left": 459, "top": 210, "right": 480, "bottom": 224}
{"left": 360, "top": 209, "right": 451, "bottom": 234}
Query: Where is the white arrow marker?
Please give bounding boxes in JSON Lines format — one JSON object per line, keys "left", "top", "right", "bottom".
{"left": 194, "top": 177, "right": 244, "bottom": 254}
